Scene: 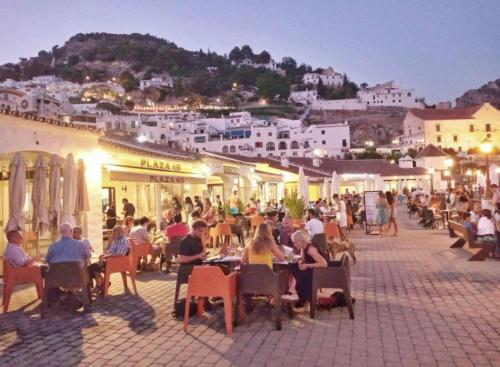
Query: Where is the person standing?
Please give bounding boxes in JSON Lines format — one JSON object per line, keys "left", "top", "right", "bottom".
{"left": 122, "top": 198, "right": 136, "bottom": 219}
{"left": 385, "top": 191, "right": 398, "bottom": 237}
{"left": 72, "top": 226, "right": 94, "bottom": 255}
{"left": 333, "top": 194, "right": 347, "bottom": 229}
{"left": 375, "top": 191, "right": 390, "bottom": 237}
{"left": 229, "top": 190, "right": 241, "bottom": 215}
{"left": 105, "top": 204, "right": 117, "bottom": 229}
{"left": 184, "top": 196, "right": 194, "bottom": 218}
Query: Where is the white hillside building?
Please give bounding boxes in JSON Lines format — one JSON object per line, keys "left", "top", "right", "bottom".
{"left": 358, "top": 81, "right": 424, "bottom": 108}
{"left": 303, "top": 67, "right": 344, "bottom": 87}
{"left": 0, "top": 87, "right": 69, "bottom": 119}
{"left": 311, "top": 81, "right": 425, "bottom": 111}
{"left": 288, "top": 90, "right": 318, "bottom": 105}
{"left": 138, "top": 111, "right": 350, "bottom": 158}
{"left": 139, "top": 76, "right": 174, "bottom": 90}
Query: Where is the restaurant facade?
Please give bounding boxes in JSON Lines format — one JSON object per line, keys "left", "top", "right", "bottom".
{"left": 0, "top": 111, "right": 430, "bottom": 275}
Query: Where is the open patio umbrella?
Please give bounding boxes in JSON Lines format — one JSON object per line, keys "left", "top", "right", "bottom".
{"left": 48, "top": 154, "right": 63, "bottom": 232}
{"left": 74, "top": 159, "right": 89, "bottom": 226}
{"left": 31, "top": 154, "right": 49, "bottom": 237}
{"left": 298, "top": 167, "right": 309, "bottom": 204}
{"left": 60, "top": 153, "right": 77, "bottom": 226}
{"left": 322, "top": 178, "right": 330, "bottom": 201}
{"left": 5, "top": 153, "right": 27, "bottom": 232}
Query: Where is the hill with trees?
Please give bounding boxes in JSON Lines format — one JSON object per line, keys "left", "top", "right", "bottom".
{"left": 0, "top": 32, "right": 358, "bottom": 105}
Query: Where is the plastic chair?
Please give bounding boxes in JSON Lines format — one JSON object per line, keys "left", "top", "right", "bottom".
{"left": 310, "top": 254, "right": 354, "bottom": 320}
{"left": 2, "top": 258, "right": 43, "bottom": 313}
{"left": 208, "top": 227, "right": 218, "bottom": 248}
{"left": 250, "top": 215, "right": 265, "bottom": 233}
{"left": 184, "top": 266, "right": 238, "bottom": 335}
{"left": 216, "top": 223, "right": 233, "bottom": 254}
{"left": 224, "top": 217, "right": 236, "bottom": 225}
{"left": 41, "top": 262, "right": 91, "bottom": 315}
{"left": 103, "top": 246, "right": 138, "bottom": 298}
{"left": 131, "top": 240, "right": 152, "bottom": 269}
{"left": 324, "top": 222, "right": 340, "bottom": 242}
{"left": 236, "top": 264, "right": 291, "bottom": 330}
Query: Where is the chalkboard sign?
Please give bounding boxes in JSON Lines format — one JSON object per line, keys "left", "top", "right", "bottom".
{"left": 364, "top": 191, "right": 380, "bottom": 234}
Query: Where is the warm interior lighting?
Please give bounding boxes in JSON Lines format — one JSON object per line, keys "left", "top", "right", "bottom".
{"left": 428, "top": 168, "right": 435, "bottom": 174}
{"left": 480, "top": 140, "right": 493, "bottom": 154}
{"left": 444, "top": 158, "right": 453, "bottom": 168}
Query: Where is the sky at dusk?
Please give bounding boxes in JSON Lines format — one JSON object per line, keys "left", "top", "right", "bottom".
{"left": 1, "top": 0, "right": 499, "bottom": 103}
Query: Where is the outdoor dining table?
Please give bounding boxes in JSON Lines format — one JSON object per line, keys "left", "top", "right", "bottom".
{"left": 203, "top": 255, "right": 300, "bottom": 272}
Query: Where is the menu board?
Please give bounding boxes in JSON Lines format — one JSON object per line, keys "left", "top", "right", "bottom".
{"left": 364, "top": 191, "right": 379, "bottom": 229}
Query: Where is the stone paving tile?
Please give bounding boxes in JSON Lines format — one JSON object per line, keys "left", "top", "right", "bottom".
{"left": 1, "top": 213, "right": 499, "bottom": 366}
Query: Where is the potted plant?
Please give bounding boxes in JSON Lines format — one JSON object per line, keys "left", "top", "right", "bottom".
{"left": 283, "top": 191, "right": 305, "bottom": 227}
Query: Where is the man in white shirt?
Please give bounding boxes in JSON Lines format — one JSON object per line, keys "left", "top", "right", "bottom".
{"left": 72, "top": 227, "right": 93, "bottom": 254}
{"left": 305, "top": 209, "right": 324, "bottom": 237}
{"left": 3, "top": 230, "right": 35, "bottom": 268}
{"left": 470, "top": 205, "right": 481, "bottom": 224}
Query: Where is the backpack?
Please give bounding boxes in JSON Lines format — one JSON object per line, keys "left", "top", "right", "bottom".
{"left": 172, "top": 298, "right": 198, "bottom": 319}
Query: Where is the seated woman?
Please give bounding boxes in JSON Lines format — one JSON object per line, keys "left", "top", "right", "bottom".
{"left": 88, "top": 226, "right": 131, "bottom": 294}
{"left": 283, "top": 230, "right": 328, "bottom": 312}
{"left": 476, "top": 209, "right": 497, "bottom": 251}
{"left": 241, "top": 223, "right": 284, "bottom": 268}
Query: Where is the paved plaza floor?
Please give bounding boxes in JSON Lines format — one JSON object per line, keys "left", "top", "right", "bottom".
{"left": 1, "top": 214, "right": 499, "bottom": 367}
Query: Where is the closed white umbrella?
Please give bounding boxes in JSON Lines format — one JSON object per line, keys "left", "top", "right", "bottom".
{"left": 422, "top": 177, "right": 430, "bottom": 194}
{"left": 398, "top": 179, "right": 404, "bottom": 195}
{"left": 6, "top": 153, "right": 27, "bottom": 231}
{"left": 322, "top": 178, "right": 330, "bottom": 201}
{"left": 48, "top": 155, "right": 63, "bottom": 232}
{"left": 31, "top": 154, "right": 49, "bottom": 236}
{"left": 330, "top": 171, "right": 340, "bottom": 196}
{"left": 138, "top": 184, "right": 148, "bottom": 216}
{"left": 298, "top": 167, "right": 309, "bottom": 204}
{"left": 489, "top": 164, "right": 498, "bottom": 186}
{"left": 61, "top": 153, "right": 77, "bottom": 226}
{"left": 74, "top": 159, "right": 89, "bottom": 226}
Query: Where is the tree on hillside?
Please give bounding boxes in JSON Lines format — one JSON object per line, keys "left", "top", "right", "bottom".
{"left": 256, "top": 72, "right": 290, "bottom": 101}
{"left": 241, "top": 45, "right": 254, "bottom": 60}
{"left": 360, "top": 82, "right": 368, "bottom": 89}
{"left": 317, "top": 79, "right": 327, "bottom": 98}
{"left": 229, "top": 47, "right": 242, "bottom": 62}
{"left": 120, "top": 70, "right": 139, "bottom": 92}
{"left": 255, "top": 51, "right": 271, "bottom": 64}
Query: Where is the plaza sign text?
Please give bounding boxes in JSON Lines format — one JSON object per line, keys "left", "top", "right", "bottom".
{"left": 140, "top": 159, "right": 182, "bottom": 172}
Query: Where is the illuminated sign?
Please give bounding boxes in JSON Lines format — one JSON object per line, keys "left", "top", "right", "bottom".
{"left": 140, "top": 159, "right": 182, "bottom": 172}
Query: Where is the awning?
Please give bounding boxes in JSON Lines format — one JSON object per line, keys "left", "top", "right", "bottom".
{"left": 107, "top": 165, "right": 206, "bottom": 184}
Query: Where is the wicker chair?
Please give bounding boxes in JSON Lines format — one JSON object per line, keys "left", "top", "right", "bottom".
{"left": 42, "top": 262, "right": 91, "bottom": 316}
{"left": 310, "top": 254, "right": 354, "bottom": 320}
{"left": 173, "top": 264, "right": 194, "bottom": 309}
{"left": 161, "top": 236, "right": 184, "bottom": 274}
{"left": 311, "top": 233, "right": 331, "bottom": 261}
{"left": 236, "top": 264, "right": 292, "bottom": 330}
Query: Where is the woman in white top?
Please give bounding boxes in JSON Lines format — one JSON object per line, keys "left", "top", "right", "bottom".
{"left": 476, "top": 209, "right": 497, "bottom": 254}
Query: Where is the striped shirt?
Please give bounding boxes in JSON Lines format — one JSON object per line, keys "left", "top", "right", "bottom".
{"left": 105, "top": 236, "right": 130, "bottom": 256}
{"left": 130, "top": 225, "right": 148, "bottom": 245}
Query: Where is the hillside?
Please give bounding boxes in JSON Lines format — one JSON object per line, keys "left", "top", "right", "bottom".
{"left": 0, "top": 32, "right": 360, "bottom": 105}
{"left": 456, "top": 79, "right": 500, "bottom": 109}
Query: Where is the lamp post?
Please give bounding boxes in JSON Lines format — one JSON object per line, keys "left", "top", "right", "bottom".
{"left": 444, "top": 158, "right": 453, "bottom": 190}
{"left": 479, "top": 138, "right": 493, "bottom": 198}
{"left": 428, "top": 167, "right": 435, "bottom": 193}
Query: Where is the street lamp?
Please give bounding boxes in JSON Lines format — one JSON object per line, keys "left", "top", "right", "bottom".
{"left": 428, "top": 167, "right": 435, "bottom": 192}
{"left": 479, "top": 138, "right": 493, "bottom": 198}
{"left": 365, "top": 141, "right": 374, "bottom": 147}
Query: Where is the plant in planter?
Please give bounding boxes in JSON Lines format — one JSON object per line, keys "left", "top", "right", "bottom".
{"left": 283, "top": 191, "right": 305, "bottom": 225}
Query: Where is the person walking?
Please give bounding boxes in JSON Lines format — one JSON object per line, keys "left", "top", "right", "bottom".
{"left": 375, "top": 191, "right": 390, "bottom": 237}
{"left": 386, "top": 191, "right": 398, "bottom": 237}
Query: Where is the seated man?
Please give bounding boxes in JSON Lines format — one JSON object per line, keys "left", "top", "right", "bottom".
{"left": 177, "top": 219, "right": 208, "bottom": 265}
{"left": 165, "top": 213, "right": 189, "bottom": 240}
{"left": 3, "top": 230, "right": 36, "bottom": 268}
{"left": 72, "top": 226, "right": 93, "bottom": 256}
{"left": 46, "top": 223, "right": 91, "bottom": 267}
{"left": 130, "top": 216, "right": 159, "bottom": 270}
{"left": 88, "top": 226, "right": 130, "bottom": 293}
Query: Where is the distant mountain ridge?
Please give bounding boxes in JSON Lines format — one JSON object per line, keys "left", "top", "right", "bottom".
{"left": 456, "top": 79, "right": 500, "bottom": 109}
